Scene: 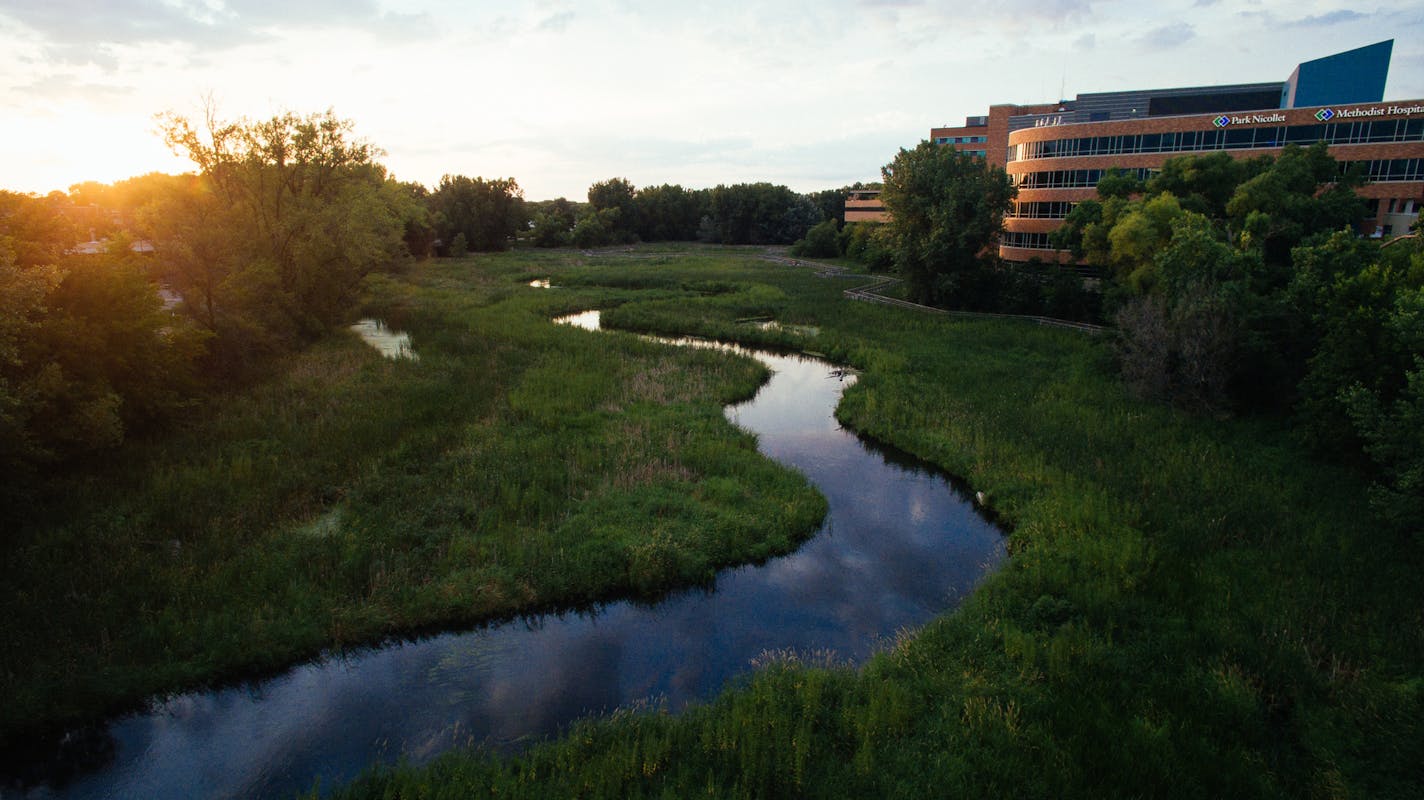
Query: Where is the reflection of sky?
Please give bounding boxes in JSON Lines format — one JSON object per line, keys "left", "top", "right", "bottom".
{"left": 349, "top": 319, "right": 418, "bottom": 360}
{"left": 22, "top": 316, "right": 1005, "bottom": 800}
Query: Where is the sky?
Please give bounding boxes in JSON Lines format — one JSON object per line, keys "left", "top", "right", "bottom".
{"left": 2, "top": 0, "right": 1422, "bottom": 201}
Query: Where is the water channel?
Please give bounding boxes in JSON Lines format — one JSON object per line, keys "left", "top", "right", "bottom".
{"left": 9, "top": 312, "right": 1005, "bottom": 799}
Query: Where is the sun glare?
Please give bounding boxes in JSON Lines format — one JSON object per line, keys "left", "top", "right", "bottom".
{"left": 5, "top": 112, "right": 194, "bottom": 195}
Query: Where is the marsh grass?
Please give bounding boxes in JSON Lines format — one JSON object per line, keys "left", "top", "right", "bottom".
{"left": 323, "top": 246, "right": 1422, "bottom": 799}
{"left": 0, "top": 248, "right": 827, "bottom": 746}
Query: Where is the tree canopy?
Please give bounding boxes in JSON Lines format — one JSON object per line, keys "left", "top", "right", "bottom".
{"left": 428, "top": 175, "right": 526, "bottom": 253}
{"left": 880, "top": 141, "right": 1016, "bottom": 306}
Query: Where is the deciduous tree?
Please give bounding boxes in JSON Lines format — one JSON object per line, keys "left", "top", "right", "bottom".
{"left": 879, "top": 141, "right": 1015, "bottom": 306}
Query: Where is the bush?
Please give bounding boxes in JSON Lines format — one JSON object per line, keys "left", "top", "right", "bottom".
{"left": 789, "top": 219, "right": 839, "bottom": 258}
{"left": 837, "top": 222, "right": 892, "bottom": 270}
{"left": 1114, "top": 283, "right": 1238, "bottom": 413}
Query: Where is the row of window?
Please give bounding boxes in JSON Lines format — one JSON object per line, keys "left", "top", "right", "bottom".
{"left": 1008, "top": 118, "right": 1424, "bottom": 162}
{"left": 1008, "top": 195, "right": 1414, "bottom": 225}
{"left": 1006, "top": 201, "right": 1077, "bottom": 219}
{"left": 1010, "top": 167, "right": 1156, "bottom": 189}
{"left": 935, "top": 135, "right": 988, "bottom": 145}
{"left": 1000, "top": 232, "right": 1056, "bottom": 250}
{"left": 1011, "top": 159, "right": 1424, "bottom": 193}
{"left": 1353, "top": 158, "right": 1424, "bottom": 183}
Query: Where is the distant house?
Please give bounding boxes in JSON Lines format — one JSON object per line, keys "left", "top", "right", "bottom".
{"left": 69, "top": 238, "right": 157, "bottom": 256}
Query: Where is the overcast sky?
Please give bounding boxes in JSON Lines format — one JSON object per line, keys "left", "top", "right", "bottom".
{"left": 2, "top": 0, "right": 1421, "bottom": 200}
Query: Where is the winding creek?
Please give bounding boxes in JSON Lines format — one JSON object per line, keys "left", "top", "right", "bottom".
{"left": 11, "top": 311, "right": 1006, "bottom": 799}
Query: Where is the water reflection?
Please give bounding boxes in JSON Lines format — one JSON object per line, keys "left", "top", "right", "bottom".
{"left": 754, "top": 319, "right": 819, "bottom": 337}
{"left": 349, "top": 319, "right": 417, "bottom": 361}
{"left": 12, "top": 311, "right": 1004, "bottom": 799}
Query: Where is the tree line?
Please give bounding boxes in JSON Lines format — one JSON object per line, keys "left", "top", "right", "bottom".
{"left": 0, "top": 107, "right": 866, "bottom": 492}
{"left": 863, "top": 139, "right": 1421, "bottom": 534}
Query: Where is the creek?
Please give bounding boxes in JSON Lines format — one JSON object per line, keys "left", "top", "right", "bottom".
{"left": 11, "top": 311, "right": 1004, "bottom": 799}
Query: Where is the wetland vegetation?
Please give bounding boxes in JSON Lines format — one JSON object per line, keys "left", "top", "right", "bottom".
{"left": 328, "top": 246, "right": 1419, "bottom": 799}
{"left": 3, "top": 114, "right": 1419, "bottom": 797}
{"left": 4, "top": 243, "right": 1416, "bottom": 797}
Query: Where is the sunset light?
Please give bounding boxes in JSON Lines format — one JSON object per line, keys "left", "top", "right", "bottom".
{"left": 3, "top": 2, "right": 1420, "bottom": 199}
{"left": 3, "top": 2, "right": 1422, "bottom": 798}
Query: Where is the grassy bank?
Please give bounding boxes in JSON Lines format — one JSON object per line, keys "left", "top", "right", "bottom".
{"left": 0, "top": 247, "right": 829, "bottom": 746}
{"left": 323, "top": 247, "right": 1422, "bottom": 798}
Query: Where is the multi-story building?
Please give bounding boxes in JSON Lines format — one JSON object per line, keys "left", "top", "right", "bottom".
{"left": 852, "top": 40, "right": 1424, "bottom": 263}
{"left": 844, "top": 188, "right": 886, "bottom": 223}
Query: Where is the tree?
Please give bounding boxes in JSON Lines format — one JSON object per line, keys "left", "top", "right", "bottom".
{"left": 1227, "top": 142, "right": 1365, "bottom": 265}
{"left": 1105, "top": 192, "right": 1188, "bottom": 293}
{"left": 156, "top": 106, "right": 410, "bottom": 344}
{"left": 428, "top": 175, "right": 526, "bottom": 253}
{"left": 2, "top": 194, "right": 206, "bottom": 485}
{"left": 1341, "top": 285, "right": 1424, "bottom": 534}
{"left": 394, "top": 181, "right": 437, "bottom": 258}
{"left": 634, "top": 184, "right": 704, "bottom": 242}
{"left": 838, "top": 222, "right": 893, "bottom": 269}
{"left": 588, "top": 178, "right": 639, "bottom": 242}
{"left": 879, "top": 141, "right": 1016, "bottom": 306}
{"left": 790, "top": 219, "right": 840, "bottom": 258}
{"left": 707, "top": 183, "right": 820, "bottom": 246}
{"left": 1094, "top": 168, "right": 1145, "bottom": 200}
{"left": 527, "top": 198, "right": 580, "bottom": 248}
{"left": 571, "top": 208, "right": 622, "bottom": 249}
{"left": 1147, "top": 151, "right": 1259, "bottom": 220}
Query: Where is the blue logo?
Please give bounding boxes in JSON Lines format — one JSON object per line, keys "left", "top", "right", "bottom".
{"left": 1213, "top": 115, "right": 1230, "bottom": 128}
{"left": 1315, "top": 108, "right": 1335, "bottom": 121}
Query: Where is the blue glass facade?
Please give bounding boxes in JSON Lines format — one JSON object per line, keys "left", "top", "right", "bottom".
{"left": 1283, "top": 40, "right": 1392, "bottom": 108}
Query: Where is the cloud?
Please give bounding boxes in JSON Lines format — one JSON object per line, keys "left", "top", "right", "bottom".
{"left": 1282, "top": 9, "right": 1367, "bottom": 27}
{"left": 0, "top": 0, "right": 265, "bottom": 53}
{"left": 0, "top": 0, "right": 426, "bottom": 54}
{"left": 1073, "top": 32, "right": 1096, "bottom": 51}
{"left": 10, "top": 71, "right": 136, "bottom": 100}
{"left": 536, "top": 10, "right": 576, "bottom": 33}
{"left": 1138, "top": 21, "right": 1195, "bottom": 49}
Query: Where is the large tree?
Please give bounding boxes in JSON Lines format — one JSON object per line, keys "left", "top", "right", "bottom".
{"left": 880, "top": 142, "right": 1016, "bottom": 306}
{"left": 429, "top": 175, "right": 526, "bottom": 253}
{"left": 154, "top": 107, "right": 412, "bottom": 348}
{"left": 587, "top": 177, "right": 639, "bottom": 242}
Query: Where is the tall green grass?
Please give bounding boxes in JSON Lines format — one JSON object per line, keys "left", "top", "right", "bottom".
{"left": 0, "top": 248, "right": 827, "bottom": 744}
{"left": 323, "top": 246, "right": 1422, "bottom": 799}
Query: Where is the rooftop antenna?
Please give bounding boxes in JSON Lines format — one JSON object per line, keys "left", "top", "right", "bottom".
{"left": 1059, "top": 60, "right": 1067, "bottom": 102}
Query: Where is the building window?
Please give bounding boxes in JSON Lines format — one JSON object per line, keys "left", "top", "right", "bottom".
{"left": 1008, "top": 119, "right": 1424, "bottom": 162}
{"left": 1007, "top": 201, "right": 1076, "bottom": 219}
{"left": 1011, "top": 167, "right": 1155, "bottom": 189}
{"left": 1345, "top": 158, "right": 1424, "bottom": 183}
{"left": 1000, "top": 232, "right": 1056, "bottom": 250}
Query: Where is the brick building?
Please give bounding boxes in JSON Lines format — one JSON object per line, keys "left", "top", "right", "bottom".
{"left": 854, "top": 40, "right": 1424, "bottom": 263}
